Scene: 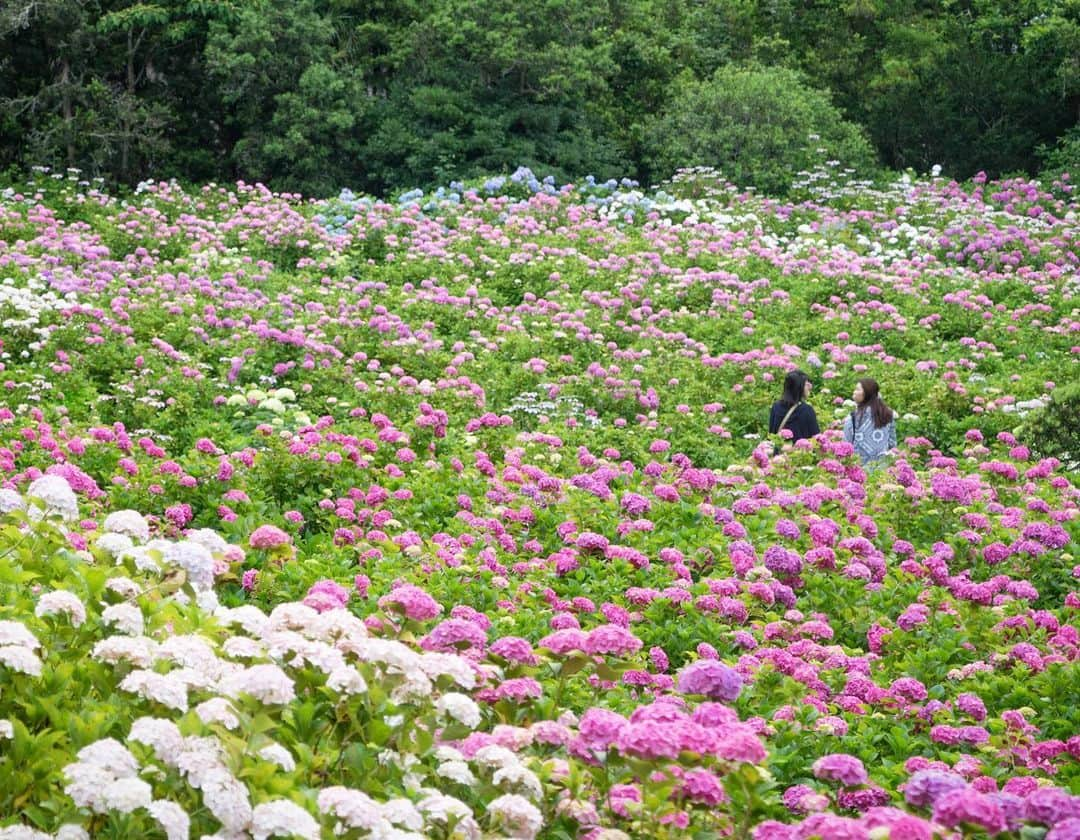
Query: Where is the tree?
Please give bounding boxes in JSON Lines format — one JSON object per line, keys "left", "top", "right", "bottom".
{"left": 644, "top": 64, "right": 878, "bottom": 194}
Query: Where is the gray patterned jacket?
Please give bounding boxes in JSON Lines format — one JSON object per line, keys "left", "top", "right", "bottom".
{"left": 843, "top": 409, "right": 897, "bottom": 463}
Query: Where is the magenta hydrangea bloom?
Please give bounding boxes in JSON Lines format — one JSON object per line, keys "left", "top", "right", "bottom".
{"left": 302, "top": 578, "right": 349, "bottom": 612}
{"left": 811, "top": 753, "right": 868, "bottom": 786}
{"left": 932, "top": 788, "right": 1007, "bottom": 833}
{"left": 584, "top": 624, "right": 642, "bottom": 657}
{"left": 903, "top": 770, "right": 967, "bottom": 809}
{"left": 676, "top": 659, "right": 742, "bottom": 703}
{"left": 578, "top": 707, "right": 628, "bottom": 749}
{"left": 419, "top": 617, "right": 487, "bottom": 652}
{"left": 377, "top": 584, "right": 443, "bottom": 621}
{"left": 248, "top": 524, "right": 291, "bottom": 549}
{"left": 538, "top": 628, "right": 589, "bottom": 655}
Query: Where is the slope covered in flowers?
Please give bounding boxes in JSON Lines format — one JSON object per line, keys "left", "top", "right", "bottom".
{"left": 0, "top": 167, "right": 1077, "bottom": 839}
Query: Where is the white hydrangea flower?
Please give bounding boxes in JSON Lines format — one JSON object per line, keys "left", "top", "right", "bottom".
{"left": 0, "top": 620, "right": 40, "bottom": 649}
{"left": 472, "top": 746, "right": 519, "bottom": 771}
{"left": 390, "top": 669, "right": 432, "bottom": 703}
{"left": 148, "top": 799, "right": 191, "bottom": 840}
{"left": 488, "top": 794, "right": 543, "bottom": 840}
{"left": 25, "top": 474, "right": 79, "bottom": 522}
{"left": 35, "top": 590, "right": 87, "bottom": 626}
{"left": 217, "top": 605, "right": 270, "bottom": 637}
{"left": 417, "top": 792, "right": 479, "bottom": 839}
{"left": 103, "top": 777, "right": 153, "bottom": 813}
{"left": 63, "top": 761, "right": 114, "bottom": 812}
{"left": 0, "top": 645, "right": 43, "bottom": 676}
{"left": 218, "top": 664, "right": 295, "bottom": 705}
{"left": 169, "top": 666, "right": 219, "bottom": 691}
{"left": 250, "top": 800, "right": 319, "bottom": 840}
{"left": 308, "top": 610, "right": 368, "bottom": 642}
{"left": 92, "top": 636, "right": 159, "bottom": 668}
{"left": 196, "top": 589, "right": 220, "bottom": 613}
{"left": 185, "top": 527, "right": 229, "bottom": 554}
{"left": 0, "top": 488, "right": 25, "bottom": 515}
{"left": 492, "top": 764, "right": 543, "bottom": 801}
{"left": 77, "top": 738, "right": 140, "bottom": 778}
{"left": 257, "top": 743, "right": 296, "bottom": 772}
{"left": 175, "top": 736, "right": 227, "bottom": 783}
{"left": 436, "top": 760, "right": 475, "bottom": 786}
{"left": 435, "top": 693, "right": 481, "bottom": 728}
{"left": 95, "top": 532, "right": 135, "bottom": 558}
{"left": 103, "top": 510, "right": 151, "bottom": 542}
{"left": 128, "top": 717, "right": 185, "bottom": 764}
{"left": 435, "top": 745, "right": 465, "bottom": 762}
{"left": 381, "top": 798, "right": 423, "bottom": 831}
{"left": 200, "top": 767, "right": 253, "bottom": 835}
{"left": 317, "top": 786, "right": 383, "bottom": 831}
{"left": 105, "top": 576, "right": 143, "bottom": 599}
{"left": 326, "top": 665, "right": 367, "bottom": 696}
{"left": 195, "top": 698, "right": 241, "bottom": 730}
{"left": 123, "top": 546, "right": 163, "bottom": 573}
{"left": 419, "top": 652, "right": 476, "bottom": 689}
{"left": 119, "top": 670, "right": 189, "bottom": 712}
{"left": 267, "top": 603, "right": 319, "bottom": 632}
{"left": 158, "top": 635, "right": 226, "bottom": 678}
{"left": 102, "top": 603, "right": 145, "bottom": 636}
{"left": 222, "top": 636, "right": 265, "bottom": 659}
{"left": 162, "top": 541, "right": 216, "bottom": 591}
{"left": 0, "top": 719, "right": 12, "bottom": 739}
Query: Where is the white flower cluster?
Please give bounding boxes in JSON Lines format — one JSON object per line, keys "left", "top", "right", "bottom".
{"left": 119, "top": 669, "right": 190, "bottom": 712}
{"left": 101, "top": 602, "right": 145, "bottom": 636}
{"left": 318, "top": 786, "right": 438, "bottom": 838}
{"left": 488, "top": 793, "right": 544, "bottom": 840}
{"left": 130, "top": 720, "right": 253, "bottom": 834}
{"left": 161, "top": 540, "right": 216, "bottom": 591}
{"left": 63, "top": 739, "right": 145, "bottom": 813}
{"left": 35, "top": 590, "right": 87, "bottom": 627}
{"left": 250, "top": 799, "right": 320, "bottom": 840}
{"left": 0, "top": 488, "right": 25, "bottom": 515}
{"left": 0, "top": 275, "right": 75, "bottom": 346}
{"left": 0, "top": 619, "right": 43, "bottom": 676}
{"left": 436, "top": 692, "right": 481, "bottom": 728}
{"left": 25, "top": 474, "right": 78, "bottom": 522}
{"left": 218, "top": 663, "right": 296, "bottom": 705}
{"left": 102, "top": 509, "right": 151, "bottom": 543}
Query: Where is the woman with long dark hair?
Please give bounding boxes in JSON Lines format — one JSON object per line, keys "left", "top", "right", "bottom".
{"left": 843, "top": 378, "right": 897, "bottom": 463}
{"left": 769, "top": 369, "right": 821, "bottom": 443}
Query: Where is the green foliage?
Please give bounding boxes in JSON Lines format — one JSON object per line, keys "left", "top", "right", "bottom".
{"left": 1038, "top": 124, "right": 1080, "bottom": 179}
{"left": 2, "top": 0, "right": 1078, "bottom": 193}
{"left": 1018, "top": 379, "right": 1080, "bottom": 469}
{"left": 643, "top": 64, "right": 878, "bottom": 192}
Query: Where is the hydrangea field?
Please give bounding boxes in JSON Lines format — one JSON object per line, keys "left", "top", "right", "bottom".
{"left": 0, "top": 166, "right": 1077, "bottom": 840}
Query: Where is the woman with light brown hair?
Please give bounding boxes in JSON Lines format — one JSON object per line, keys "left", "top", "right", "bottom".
{"left": 843, "top": 378, "right": 897, "bottom": 463}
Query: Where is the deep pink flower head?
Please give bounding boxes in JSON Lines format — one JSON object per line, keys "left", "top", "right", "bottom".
{"left": 904, "top": 770, "right": 967, "bottom": 809}
{"left": 578, "top": 707, "right": 628, "bottom": 749}
{"left": 302, "top": 579, "right": 349, "bottom": 612}
{"left": 933, "top": 788, "right": 1007, "bottom": 833}
{"left": 676, "top": 660, "right": 742, "bottom": 703}
{"left": 377, "top": 584, "right": 443, "bottom": 621}
{"left": 584, "top": 624, "right": 643, "bottom": 657}
{"left": 812, "top": 753, "right": 868, "bottom": 786}
{"left": 249, "top": 524, "right": 291, "bottom": 549}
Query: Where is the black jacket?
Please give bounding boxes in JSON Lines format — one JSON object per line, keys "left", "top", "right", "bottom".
{"left": 769, "top": 400, "right": 820, "bottom": 442}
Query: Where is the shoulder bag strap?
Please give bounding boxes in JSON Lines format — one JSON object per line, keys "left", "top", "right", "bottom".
{"left": 777, "top": 402, "right": 800, "bottom": 434}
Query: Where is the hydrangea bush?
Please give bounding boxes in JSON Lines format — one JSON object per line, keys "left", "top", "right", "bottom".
{"left": 0, "top": 166, "right": 1077, "bottom": 838}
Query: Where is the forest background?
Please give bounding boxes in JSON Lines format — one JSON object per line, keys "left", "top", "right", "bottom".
{"left": 1, "top": 0, "right": 1079, "bottom": 197}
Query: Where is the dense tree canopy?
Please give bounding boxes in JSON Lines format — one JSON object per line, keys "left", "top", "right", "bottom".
{"left": 1, "top": 0, "right": 1077, "bottom": 195}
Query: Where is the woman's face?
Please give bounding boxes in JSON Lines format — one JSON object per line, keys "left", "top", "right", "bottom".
{"left": 853, "top": 383, "right": 864, "bottom": 403}
{"left": 803, "top": 380, "right": 813, "bottom": 399}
